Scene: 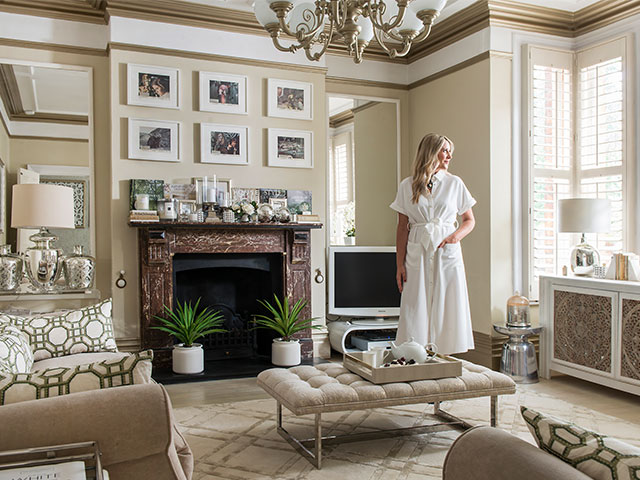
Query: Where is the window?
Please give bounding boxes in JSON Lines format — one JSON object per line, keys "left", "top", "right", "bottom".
{"left": 527, "top": 38, "right": 630, "bottom": 299}
{"left": 329, "top": 127, "right": 355, "bottom": 245}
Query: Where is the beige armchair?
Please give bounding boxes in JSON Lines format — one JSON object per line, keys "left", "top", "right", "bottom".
{"left": 0, "top": 384, "right": 193, "bottom": 480}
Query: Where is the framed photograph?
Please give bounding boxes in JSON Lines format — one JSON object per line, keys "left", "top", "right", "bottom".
{"left": 267, "top": 128, "right": 313, "bottom": 169}
{"left": 259, "top": 188, "right": 286, "bottom": 204}
{"left": 286, "top": 189, "right": 312, "bottom": 214}
{"left": 200, "top": 123, "right": 248, "bottom": 165}
{"left": 231, "top": 188, "right": 260, "bottom": 204}
{"left": 269, "top": 198, "right": 288, "bottom": 211}
{"left": 128, "top": 118, "right": 180, "bottom": 162}
{"left": 267, "top": 78, "right": 312, "bottom": 120}
{"left": 199, "top": 72, "right": 247, "bottom": 115}
{"left": 127, "top": 64, "right": 179, "bottom": 109}
{"left": 216, "top": 177, "right": 233, "bottom": 205}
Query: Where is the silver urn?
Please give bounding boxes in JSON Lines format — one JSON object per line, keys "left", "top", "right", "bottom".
{"left": 63, "top": 245, "right": 95, "bottom": 290}
{"left": 0, "top": 244, "right": 23, "bottom": 292}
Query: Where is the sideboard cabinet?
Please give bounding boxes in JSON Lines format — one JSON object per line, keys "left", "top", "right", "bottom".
{"left": 539, "top": 275, "right": 640, "bottom": 395}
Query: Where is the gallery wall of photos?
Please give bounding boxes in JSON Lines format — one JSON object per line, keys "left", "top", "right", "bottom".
{"left": 126, "top": 63, "right": 314, "bottom": 169}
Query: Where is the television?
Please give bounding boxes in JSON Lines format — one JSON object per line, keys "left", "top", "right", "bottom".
{"left": 328, "top": 246, "right": 401, "bottom": 318}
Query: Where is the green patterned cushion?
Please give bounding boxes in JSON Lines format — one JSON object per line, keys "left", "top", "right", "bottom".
{"left": 0, "top": 323, "right": 34, "bottom": 374}
{"left": 521, "top": 406, "right": 640, "bottom": 480}
{"left": 0, "top": 350, "right": 153, "bottom": 405}
{"left": 2, "top": 299, "right": 117, "bottom": 361}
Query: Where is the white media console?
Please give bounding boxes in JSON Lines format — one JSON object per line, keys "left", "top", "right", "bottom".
{"left": 327, "top": 319, "right": 399, "bottom": 353}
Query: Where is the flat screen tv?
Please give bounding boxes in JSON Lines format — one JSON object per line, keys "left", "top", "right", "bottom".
{"left": 328, "top": 246, "right": 401, "bottom": 318}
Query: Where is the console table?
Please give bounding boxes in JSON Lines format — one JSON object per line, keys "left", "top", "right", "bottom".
{"left": 539, "top": 275, "right": 640, "bottom": 395}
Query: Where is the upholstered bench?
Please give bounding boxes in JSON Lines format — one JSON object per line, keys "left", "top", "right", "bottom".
{"left": 257, "top": 361, "right": 516, "bottom": 468}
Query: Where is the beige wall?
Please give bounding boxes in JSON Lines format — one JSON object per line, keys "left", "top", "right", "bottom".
{"left": 109, "top": 47, "right": 327, "bottom": 342}
{"left": 408, "top": 58, "right": 495, "bottom": 347}
{"left": 353, "top": 101, "right": 397, "bottom": 246}
{"left": 0, "top": 45, "right": 111, "bottom": 302}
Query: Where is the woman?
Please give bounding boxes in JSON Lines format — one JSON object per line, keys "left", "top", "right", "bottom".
{"left": 390, "top": 133, "right": 476, "bottom": 355}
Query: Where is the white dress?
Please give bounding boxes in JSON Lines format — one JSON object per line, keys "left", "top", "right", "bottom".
{"left": 390, "top": 171, "right": 476, "bottom": 354}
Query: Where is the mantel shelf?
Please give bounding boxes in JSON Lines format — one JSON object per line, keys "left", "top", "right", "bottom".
{"left": 128, "top": 221, "right": 322, "bottom": 230}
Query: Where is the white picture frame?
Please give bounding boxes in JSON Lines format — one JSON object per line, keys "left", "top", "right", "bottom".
{"left": 128, "top": 118, "right": 180, "bottom": 162}
{"left": 127, "top": 63, "right": 179, "bottom": 109}
{"left": 267, "top": 78, "right": 312, "bottom": 120}
{"left": 267, "top": 128, "right": 313, "bottom": 169}
{"left": 216, "top": 177, "right": 233, "bottom": 205}
{"left": 200, "top": 123, "right": 248, "bottom": 165}
{"left": 199, "top": 72, "right": 248, "bottom": 115}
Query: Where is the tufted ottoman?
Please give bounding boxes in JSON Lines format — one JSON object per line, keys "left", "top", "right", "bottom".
{"left": 257, "top": 360, "right": 516, "bottom": 468}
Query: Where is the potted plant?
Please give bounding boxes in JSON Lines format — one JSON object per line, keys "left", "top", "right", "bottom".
{"left": 344, "top": 227, "right": 356, "bottom": 245}
{"left": 343, "top": 201, "right": 356, "bottom": 245}
{"left": 152, "top": 297, "right": 226, "bottom": 374}
{"left": 253, "top": 294, "right": 321, "bottom": 366}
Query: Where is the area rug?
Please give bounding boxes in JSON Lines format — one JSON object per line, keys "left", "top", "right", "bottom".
{"left": 174, "top": 384, "right": 640, "bottom": 480}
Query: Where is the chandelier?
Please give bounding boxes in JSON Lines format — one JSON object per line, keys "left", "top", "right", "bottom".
{"left": 253, "top": 0, "right": 447, "bottom": 63}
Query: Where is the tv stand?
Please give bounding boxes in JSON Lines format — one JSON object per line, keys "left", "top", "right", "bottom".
{"left": 327, "top": 319, "right": 398, "bottom": 354}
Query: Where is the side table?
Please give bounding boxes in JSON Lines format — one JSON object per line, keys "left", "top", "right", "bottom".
{"left": 493, "top": 323, "right": 542, "bottom": 384}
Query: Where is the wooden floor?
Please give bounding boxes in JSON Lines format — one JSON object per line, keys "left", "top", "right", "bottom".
{"left": 165, "top": 365, "right": 640, "bottom": 424}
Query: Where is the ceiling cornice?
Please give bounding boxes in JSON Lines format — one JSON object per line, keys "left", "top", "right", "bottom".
{"left": 0, "top": 0, "right": 107, "bottom": 23}
{"left": 0, "top": 0, "right": 638, "bottom": 64}
{"left": 329, "top": 109, "right": 354, "bottom": 129}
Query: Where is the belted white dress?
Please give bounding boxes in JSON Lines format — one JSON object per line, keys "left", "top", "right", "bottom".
{"left": 390, "top": 171, "right": 476, "bottom": 354}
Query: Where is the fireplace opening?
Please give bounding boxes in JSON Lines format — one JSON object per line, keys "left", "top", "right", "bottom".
{"left": 173, "top": 252, "right": 283, "bottom": 360}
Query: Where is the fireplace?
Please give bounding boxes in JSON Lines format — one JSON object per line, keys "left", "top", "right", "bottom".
{"left": 172, "top": 252, "right": 283, "bottom": 359}
{"left": 132, "top": 223, "right": 321, "bottom": 368}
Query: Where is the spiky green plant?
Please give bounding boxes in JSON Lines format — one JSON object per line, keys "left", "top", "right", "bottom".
{"left": 151, "top": 298, "right": 226, "bottom": 347}
{"left": 253, "top": 294, "right": 321, "bottom": 342}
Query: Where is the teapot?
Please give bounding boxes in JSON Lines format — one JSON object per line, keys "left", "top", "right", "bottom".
{"left": 390, "top": 337, "right": 438, "bottom": 363}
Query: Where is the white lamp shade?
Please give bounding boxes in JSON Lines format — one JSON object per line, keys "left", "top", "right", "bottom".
{"left": 558, "top": 198, "right": 611, "bottom": 233}
{"left": 11, "top": 183, "right": 75, "bottom": 229}
{"left": 409, "top": 0, "right": 447, "bottom": 14}
{"left": 254, "top": 0, "right": 279, "bottom": 26}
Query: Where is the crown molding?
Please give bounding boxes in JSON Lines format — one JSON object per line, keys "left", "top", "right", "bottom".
{"left": 325, "top": 76, "right": 409, "bottom": 91}
{"left": 0, "top": 38, "right": 107, "bottom": 56}
{"left": 329, "top": 109, "right": 354, "bottom": 128}
{"left": 0, "top": 63, "right": 22, "bottom": 115}
{"left": 11, "top": 113, "right": 88, "bottom": 125}
{"left": 109, "top": 42, "right": 328, "bottom": 75}
{"left": 1, "top": 0, "right": 639, "bottom": 66}
{"left": 0, "top": 0, "right": 106, "bottom": 23}
{"left": 10, "top": 134, "right": 88, "bottom": 142}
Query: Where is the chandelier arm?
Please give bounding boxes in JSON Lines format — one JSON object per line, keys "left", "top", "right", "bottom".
{"left": 367, "top": 0, "right": 409, "bottom": 31}
{"left": 266, "top": 25, "right": 302, "bottom": 53}
{"left": 303, "top": 21, "right": 334, "bottom": 61}
{"left": 371, "top": 23, "right": 396, "bottom": 55}
{"left": 293, "top": 9, "right": 327, "bottom": 42}
{"left": 330, "top": 0, "right": 349, "bottom": 31}
{"left": 409, "top": 22, "right": 433, "bottom": 43}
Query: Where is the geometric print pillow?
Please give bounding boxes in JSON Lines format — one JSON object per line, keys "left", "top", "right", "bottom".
{"left": 2, "top": 298, "right": 117, "bottom": 361}
{"left": 0, "top": 323, "right": 34, "bottom": 374}
{"left": 521, "top": 406, "right": 640, "bottom": 480}
{"left": 0, "top": 349, "right": 153, "bottom": 405}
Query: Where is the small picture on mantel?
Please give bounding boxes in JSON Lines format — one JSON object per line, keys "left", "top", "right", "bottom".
{"left": 286, "top": 189, "right": 312, "bottom": 214}
{"left": 130, "top": 179, "right": 164, "bottom": 211}
{"left": 259, "top": 188, "right": 287, "bottom": 204}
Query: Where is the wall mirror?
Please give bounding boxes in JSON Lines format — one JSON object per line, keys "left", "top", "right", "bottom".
{"left": 327, "top": 94, "right": 400, "bottom": 247}
{"left": 0, "top": 60, "right": 95, "bottom": 258}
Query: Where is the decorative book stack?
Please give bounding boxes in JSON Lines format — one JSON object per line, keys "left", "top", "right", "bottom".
{"left": 129, "top": 210, "right": 159, "bottom": 223}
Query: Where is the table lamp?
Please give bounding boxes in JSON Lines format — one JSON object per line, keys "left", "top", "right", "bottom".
{"left": 11, "top": 183, "right": 75, "bottom": 291}
{"left": 558, "top": 198, "right": 611, "bottom": 276}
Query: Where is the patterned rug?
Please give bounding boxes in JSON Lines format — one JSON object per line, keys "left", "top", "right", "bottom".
{"left": 174, "top": 383, "right": 640, "bottom": 480}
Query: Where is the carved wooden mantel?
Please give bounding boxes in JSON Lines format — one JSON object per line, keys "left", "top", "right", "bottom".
{"left": 131, "top": 222, "right": 322, "bottom": 364}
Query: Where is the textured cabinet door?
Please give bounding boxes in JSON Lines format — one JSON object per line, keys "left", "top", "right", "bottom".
{"left": 552, "top": 286, "right": 615, "bottom": 376}
{"left": 619, "top": 294, "right": 640, "bottom": 385}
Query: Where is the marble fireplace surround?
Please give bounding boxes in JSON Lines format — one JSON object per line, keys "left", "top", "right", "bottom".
{"left": 132, "top": 222, "right": 321, "bottom": 367}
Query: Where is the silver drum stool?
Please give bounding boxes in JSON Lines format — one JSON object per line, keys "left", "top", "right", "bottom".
{"left": 493, "top": 323, "right": 542, "bottom": 384}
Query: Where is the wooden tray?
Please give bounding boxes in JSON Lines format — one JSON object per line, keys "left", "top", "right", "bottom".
{"left": 343, "top": 351, "right": 462, "bottom": 384}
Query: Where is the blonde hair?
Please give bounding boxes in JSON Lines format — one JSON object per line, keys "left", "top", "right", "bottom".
{"left": 411, "top": 133, "right": 454, "bottom": 203}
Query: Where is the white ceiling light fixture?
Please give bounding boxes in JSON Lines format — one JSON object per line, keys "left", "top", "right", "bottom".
{"left": 254, "top": 0, "right": 447, "bottom": 63}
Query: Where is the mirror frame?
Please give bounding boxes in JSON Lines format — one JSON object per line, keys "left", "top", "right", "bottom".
{"left": 325, "top": 94, "right": 401, "bottom": 248}
{"left": 0, "top": 59, "right": 95, "bottom": 257}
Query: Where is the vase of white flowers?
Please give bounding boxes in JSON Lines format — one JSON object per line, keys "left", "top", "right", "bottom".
{"left": 231, "top": 200, "right": 258, "bottom": 222}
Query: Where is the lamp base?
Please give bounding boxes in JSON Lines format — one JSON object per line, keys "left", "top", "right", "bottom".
{"left": 570, "top": 238, "right": 600, "bottom": 276}
{"left": 24, "top": 227, "right": 63, "bottom": 292}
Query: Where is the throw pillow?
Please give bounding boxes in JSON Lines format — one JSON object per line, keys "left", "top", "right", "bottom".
{"left": 0, "top": 323, "right": 34, "bottom": 374}
{"left": 0, "top": 349, "right": 153, "bottom": 405}
{"left": 2, "top": 298, "right": 117, "bottom": 361}
{"left": 521, "top": 406, "right": 640, "bottom": 480}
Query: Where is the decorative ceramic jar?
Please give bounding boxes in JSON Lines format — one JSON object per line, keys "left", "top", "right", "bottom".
{"left": 63, "top": 245, "right": 95, "bottom": 290}
{"left": 506, "top": 291, "right": 530, "bottom": 327}
{"left": 276, "top": 206, "right": 291, "bottom": 223}
{"left": 0, "top": 244, "right": 23, "bottom": 292}
{"left": 257, "top": 204, "right": 274, "bottom": 223}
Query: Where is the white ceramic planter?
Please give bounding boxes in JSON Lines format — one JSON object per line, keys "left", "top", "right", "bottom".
{"left": 172, "top": 343, "right": 204, "bottom": 374}
{"left": 271, "top": 338, "right": 301, "bottom": 366}
{"left": 344, "top": 237, "right": 355, "bottom": 245}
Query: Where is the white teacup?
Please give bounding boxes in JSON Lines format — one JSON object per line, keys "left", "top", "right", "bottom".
{"left": 361, "top": 351, "right": 378, "bottom": 367}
